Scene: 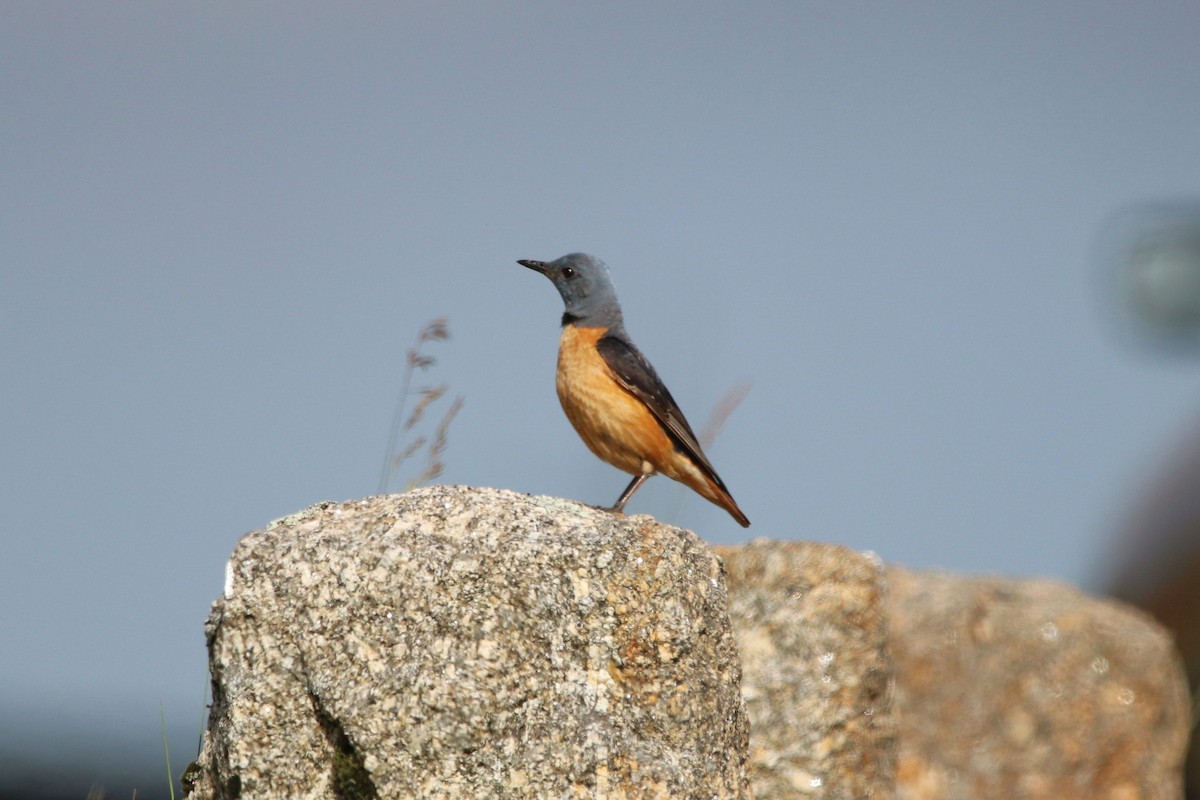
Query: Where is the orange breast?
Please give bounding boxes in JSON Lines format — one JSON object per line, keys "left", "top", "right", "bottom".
{"left": 555, "top": 325, "right": 675, "bottom": 476}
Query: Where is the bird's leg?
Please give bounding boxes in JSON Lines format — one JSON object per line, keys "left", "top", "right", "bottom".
{"left": 609, "top": 473, "right": 651, "bottom": 514}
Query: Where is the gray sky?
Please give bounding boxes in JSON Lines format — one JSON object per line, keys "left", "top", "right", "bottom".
{"left": 3, "top": 2, "right": 1200, "bottom": 794}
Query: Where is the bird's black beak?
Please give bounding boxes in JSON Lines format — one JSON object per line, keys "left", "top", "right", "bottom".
{"left": 518, "top": 259, "right": 549, "bottom": 274}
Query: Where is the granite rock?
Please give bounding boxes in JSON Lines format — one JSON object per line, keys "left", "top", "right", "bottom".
{"left": 716, "top": 540, "right": 896, "bottom": 799}
{"left": 186, "top": 486, "right": 751, "bottom": 799}
{"left": 888, "top": 567, "right": 1191, "bottom": 800}
{"left": 187, "top": 484, "right": 1191, "bottom": 800}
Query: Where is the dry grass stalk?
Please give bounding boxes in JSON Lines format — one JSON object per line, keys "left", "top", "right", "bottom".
{"left": 379, "top": 319, "right": 463, "bottom": 494}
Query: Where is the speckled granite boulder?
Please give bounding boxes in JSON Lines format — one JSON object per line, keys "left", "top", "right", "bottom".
{"left": 186, "top": 486, "right": 751, "bottom": 799}
{"left": 888, "top": 568, "right": 1191, "bottom": 800}
{"left": 716, "top": 540, "right": 896, "bottom": 799}
{"left": 188, "top": 485, "right": 1191, "bottom": 800}
{"left": 714, "top": 544, "right": 1189, "bottom": 800}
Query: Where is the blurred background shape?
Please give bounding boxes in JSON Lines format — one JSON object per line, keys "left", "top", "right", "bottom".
{"left": 1097, "top": 200, "right": 1200, "bottom": 798}
{"left": 1102, "top": 201, "right": 1200, "bottom": 349}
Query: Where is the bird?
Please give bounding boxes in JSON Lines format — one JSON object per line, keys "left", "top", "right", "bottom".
{"left": 518, "top": 252, "right": 750, "bottom": 528}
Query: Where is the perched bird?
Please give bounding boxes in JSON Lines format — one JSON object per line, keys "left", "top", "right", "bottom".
{"left": 518, "top": 253, "right": 750, "bottom": 527}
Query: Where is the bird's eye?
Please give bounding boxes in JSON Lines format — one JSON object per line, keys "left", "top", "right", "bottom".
{"left": 561, "top": 267, "right": 576, "bottom": 279}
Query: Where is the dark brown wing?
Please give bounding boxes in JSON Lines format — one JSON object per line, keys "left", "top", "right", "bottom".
{"left": 595, "top": 333, "right": 721, "bottom": 480}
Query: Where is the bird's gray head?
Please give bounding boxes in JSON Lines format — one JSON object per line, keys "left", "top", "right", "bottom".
{"left": 518, "top": 252, "right": 624, "bottom": 328}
